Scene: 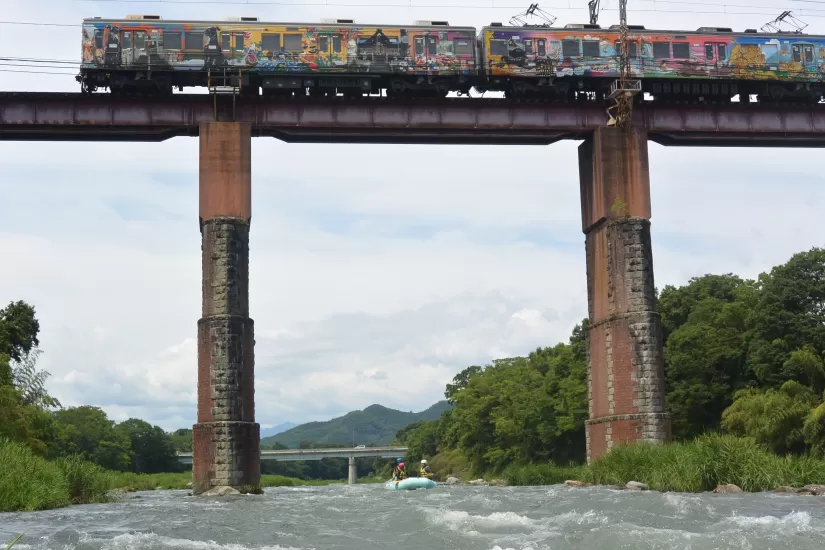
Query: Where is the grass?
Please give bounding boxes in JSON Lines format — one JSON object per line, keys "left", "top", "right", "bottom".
{"left": 0, "top": 438, "right": 71, "bottom": 512}
{"left": 4, "top": 532, "right": 25, "bottom": 550}
{"left": 503, "top": 434, "right": 825, "bottom": 492}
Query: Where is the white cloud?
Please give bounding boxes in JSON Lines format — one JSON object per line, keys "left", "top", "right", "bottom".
{"left": 1, "top": 1, "right": 824, "bottom": 430}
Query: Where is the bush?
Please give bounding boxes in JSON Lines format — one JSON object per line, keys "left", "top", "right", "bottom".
{"left": 55, "top": 456, "right": 111, "bottom": 504}
{"left": 0, "top": 437, "right": 69, "bottom": 512}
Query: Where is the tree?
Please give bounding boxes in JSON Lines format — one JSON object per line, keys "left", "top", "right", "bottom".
{"left": 0, "top": 301, "right": 40, "bottom": 362}
{"left": 444, "top": 365, "right": 483, "bottom": 404}
{"left": 10, "top": 348, "right": 60, "bottom": 409}
{"left": 170, "top": 428, "right": 193, "bottom": 453}
{"left": 52, "top": 406, "right": 132, "bottom": 471}
{"left": 116, "top": 419, "right": 180, "bottom": 473}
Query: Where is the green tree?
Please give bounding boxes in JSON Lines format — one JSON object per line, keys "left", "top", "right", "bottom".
{"left": 10, "top": 348, "right": 60, "bottom": 409}
{"left": 721, "top": 380, "right": 817, "bottom": 455}
{"left": 169, "top": 428, "right": 193, "bottom": 452}
{"left": 444, "top": 365, "right": 483, "bottom": 404}
{"left": 0, "top": 301, "right": 40, "bottom": 362}
{"left": 115, "top": 419, "right": 180, "bottom": 473}
{"left": 52, "top": 406, "right": 132, "bottom": 471}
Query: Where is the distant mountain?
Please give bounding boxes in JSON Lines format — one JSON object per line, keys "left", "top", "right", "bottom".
{"left": 261, "top": 401, "right": 452, "bottom": 449}
{"left": 260, "top": 422, "right": 297, "bottom": 439}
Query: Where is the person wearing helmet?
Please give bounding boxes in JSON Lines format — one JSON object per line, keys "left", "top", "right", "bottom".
{"left": 393, "top": 462, "right": 407, "bottom": 481}
{"left": 391, "top": 458, "right": 407, "bottom": 481}
{"left": 419, "top": 459, "right": 432, "bottom": 479}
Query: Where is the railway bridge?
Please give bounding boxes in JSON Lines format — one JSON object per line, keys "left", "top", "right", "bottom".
{"left": 3, "top": 92, "right": 823, "bottom": 494}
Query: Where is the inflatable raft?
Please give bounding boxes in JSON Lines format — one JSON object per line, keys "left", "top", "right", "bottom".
{"left": 384, "top": 477, "right": 437, "bottom": 491}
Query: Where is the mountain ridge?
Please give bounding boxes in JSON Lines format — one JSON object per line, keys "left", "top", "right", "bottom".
{"left": 261, "top": 401, "right": 452, "bottom": 449}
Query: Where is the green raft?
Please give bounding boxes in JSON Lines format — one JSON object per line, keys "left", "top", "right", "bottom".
{"left": 384, "top": 477, "right": 437, "bottom": 491}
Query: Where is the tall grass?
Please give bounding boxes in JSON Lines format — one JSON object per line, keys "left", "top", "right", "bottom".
{"left": 56, "top": 456, "right": 111, "bottom": 504}
{"left": 4, "top": 532, "right": 25, "bottom": 550}
{"left": 504, "top": 434, "right": 825, "bottom": 492}
{"left": 0, "top": 438, "right": 70, "bottom": 512}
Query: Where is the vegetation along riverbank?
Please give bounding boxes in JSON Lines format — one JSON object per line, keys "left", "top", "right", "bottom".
{"left": 3, "top": 247, "right": 825, "bottom": 512}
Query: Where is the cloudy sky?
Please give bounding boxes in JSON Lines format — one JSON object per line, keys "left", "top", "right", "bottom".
{"left": 1, "top": 0, "right": 824, "bottom": 432}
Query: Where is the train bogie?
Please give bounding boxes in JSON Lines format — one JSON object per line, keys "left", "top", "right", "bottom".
{"left": 78, "top": 16, "right": 479, "bottom": 97}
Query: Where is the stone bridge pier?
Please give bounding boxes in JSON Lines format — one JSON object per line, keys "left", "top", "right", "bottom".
{"left": 578, "top": 127, "right": 672, "bottom": 463}
{"left": 193, "top": 122, "right": 261, "bottom": 494}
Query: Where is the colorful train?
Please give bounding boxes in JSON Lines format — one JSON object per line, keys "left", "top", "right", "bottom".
{"left": 78, "top": 15, "right": 825, "bottom": 102}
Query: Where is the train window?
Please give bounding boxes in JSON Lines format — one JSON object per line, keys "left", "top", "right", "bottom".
{"left": 805, "top": 45, "right": 814, "bottom": 62}
{"left": 672, "top": 42, "right": 690, "bottom": 59}
{"left": 537, "top": 39, "right": 546, "bottom": 56}
{"left": 284, "top": 34, "right": 303, "bottom": 52}
{"left": 135, "top": 32, "right": 147, "bottom": 50}
{"left": 319, "top": 36, "right": 329, "bottom": 52}
{"left": 94, "top": 30, "right": 103, "bottom": 50}
{"left": 123, "top": 32, "right": 131, "bottom": 49}
{"left": 456, "top": 39, "right": 472, "bottom": 55}
{"left": 185, "top": 32, "right": 203, "bottom": 50}
{"left": 164, "top": 32, "right": 181, "bottom": 50}
{"left": 523, "top": 40, "right": 533, "bottom": 55}
{"left": 717, "top": 44, "right": 726, "bottom": 61}
{"left": 333, "top": 35, "right": 342, "bottom": 53}
{"left": 653, "top": 42, "right": 670, "bottom": 59}
{"left": 261, "top": 33, "right": 280, "bottom": 51}
{"left": 582, "top": 40, "right": 600, "bottom": 57}
{"left": 415, "top": 36, "right": 425, "bottom": 54}
{"left": 490, "top": 39, "right": 508, "bottom": 56}
{"left": 562, "top": 40, "right": 580, "bottom": 57}
{"left": 705, "top": 43, "right": 714, "bottom": 60}
{"left": 234, "top": 34, "right": 245, "bottom": 51}
{"left": 427, "top": 37, "right": 437, "bottom": 55}
{"left": 221, "top": 34, "right": 230, "bottom": 51}
{"left": 615, "top": 41, "right": 637, "bottom": 57}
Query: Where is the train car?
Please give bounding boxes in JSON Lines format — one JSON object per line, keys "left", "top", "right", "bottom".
{"left": 78, "top": 15, "right": 479, "bottom": 97}
{"left": 477, "top": 22, "right": 825, "bottom": 102}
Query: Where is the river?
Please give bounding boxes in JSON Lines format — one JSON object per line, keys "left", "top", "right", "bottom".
{"left": 1, "top": 484, "right": 824, "bottom": 549}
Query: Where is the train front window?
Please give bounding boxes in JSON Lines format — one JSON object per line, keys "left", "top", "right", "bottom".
{"left": 164, "top": 32, "right": 181, "bottom": 50}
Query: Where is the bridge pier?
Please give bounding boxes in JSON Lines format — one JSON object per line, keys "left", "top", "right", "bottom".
{"left": 192, "top": 122, "right": 261, "bottom": 495}
{"left": 578, "top": 127, "right": 671, "bottom": 463}
{"left": 348, "top": 457, "right": 357, "bottom": 485}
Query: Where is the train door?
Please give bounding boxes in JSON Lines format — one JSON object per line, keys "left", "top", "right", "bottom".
{"left": 316, "top": 34, "right": 343, "bottom": 67}
{"left": 416, "top": 33, "right": 438, "bottom": 64}
{"left": 704, "top": 41, "right": 727, "bottom": 76}
{"left": 133, "top": 30, "right": 148, "bottom": 64}
{"left": 792, "top": 43, "right": 816, "bottom": 73}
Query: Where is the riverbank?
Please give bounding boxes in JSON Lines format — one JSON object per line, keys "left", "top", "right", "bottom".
{"left": 0, "top": 438, "right": 384, "bottom": 512}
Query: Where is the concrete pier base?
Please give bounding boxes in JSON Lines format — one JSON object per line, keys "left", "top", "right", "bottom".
{"left": 348, "top": 457, "right": 357, "bottom": 485}
{"left": 193, "top": 122, "right": 261, "bottom": 495}
{"left": 578, "top": 127, "right": 671, "bottom": 464}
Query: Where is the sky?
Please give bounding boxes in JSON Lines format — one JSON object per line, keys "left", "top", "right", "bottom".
{"left": 1, "top": 0, "right": 824, "bottom": 432}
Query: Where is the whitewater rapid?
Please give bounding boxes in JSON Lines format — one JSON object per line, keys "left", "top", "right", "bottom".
{"left": 2, "top": 484, "right": 824, "bottom": 549}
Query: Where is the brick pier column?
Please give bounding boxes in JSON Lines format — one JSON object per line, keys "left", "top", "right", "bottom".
{"left": 578, "top": 127, "right": 671, "bottom": 463}
{"left": 193, "top": 122, "right": 261, "bottom": 494}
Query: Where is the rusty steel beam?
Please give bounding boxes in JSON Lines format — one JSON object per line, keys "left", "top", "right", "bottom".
{"left": 2, "top": 92, "right": 825, "bottom": 146}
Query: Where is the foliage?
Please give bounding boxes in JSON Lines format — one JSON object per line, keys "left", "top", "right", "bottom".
{"left": 55, "top": 455, "right": 111, "bottom": 504}
{"left": 115, "top": 418, "right": 182, "bottom": 474}
{"left": 10, "top": 348, "right": 60, "bottom": 409}
{"left": 261, "top": 401, "right": 452, "bottom": 449}
{"left": 0, "top": 437, "right": 69, "bottom": 512}
{"left": 444, "top": 365, "right": 483, "bottom": 404}
{"left": 0, "top": 301, "right": 40, "bottom": 363}
{"left": 4, "top": 532, "right": 25, "bottom": 550}
{"left": 170, "top": 428, "right": 193, "bottom": 452}
{"left": 51, "top": 406, "right": 133, "bottom": 471}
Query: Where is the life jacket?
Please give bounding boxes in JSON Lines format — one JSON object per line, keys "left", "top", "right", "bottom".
{"left": 397, "top": 467, "right": 407, "bottom": 480}
{"left": 420, "top": 465, "right": 432, "bottom": 478}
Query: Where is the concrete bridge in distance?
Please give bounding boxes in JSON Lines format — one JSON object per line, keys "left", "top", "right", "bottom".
{"left": 175, "top": 446, "right": 408, "bottom": 484}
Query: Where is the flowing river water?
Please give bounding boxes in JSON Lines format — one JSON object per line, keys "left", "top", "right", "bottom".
{"left": 2, "top": 484, "right": 825, "bottom": 549}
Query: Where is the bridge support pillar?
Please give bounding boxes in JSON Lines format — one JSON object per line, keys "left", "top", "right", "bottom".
{"left": 348, "top": 457, "right": 357, "bottom": 485}
{"left": 193, "top": 122, "right": 261, "bottom": 495}
{"left": 578, "top": 127, "right": 671, "bottom": 464}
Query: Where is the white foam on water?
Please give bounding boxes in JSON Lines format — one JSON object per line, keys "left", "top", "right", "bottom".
{"left": 71, "top": 532, "right": 314, "bottom": 550}
{"left": 720, "top": 510, "right": 816, "bottom": 532}
{"left": 426, "top": 509, "right": 540, "bottom": 531}
{"left": 662, "top": 492, "right": 717, "bottom": 516}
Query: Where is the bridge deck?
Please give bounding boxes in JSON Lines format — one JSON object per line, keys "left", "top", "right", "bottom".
{"left": 1, "top": 93, "right": 824, "bottom": 146}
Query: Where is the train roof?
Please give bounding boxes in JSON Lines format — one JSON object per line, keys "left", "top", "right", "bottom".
{"left": 82, "top": 16, "right": 476, "bottom": 31}
{"left": 480, "top": 22, "right": 825, "bottom": 40}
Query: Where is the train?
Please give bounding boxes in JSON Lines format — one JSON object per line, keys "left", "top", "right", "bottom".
{"left": 77, "top": 14, "right": 825, "bottom": 103}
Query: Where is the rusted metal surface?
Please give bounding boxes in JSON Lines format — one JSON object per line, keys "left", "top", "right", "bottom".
{"left": 1, "top": 92, "right": 825, "bottom": 146}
